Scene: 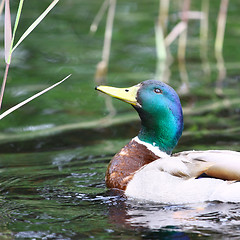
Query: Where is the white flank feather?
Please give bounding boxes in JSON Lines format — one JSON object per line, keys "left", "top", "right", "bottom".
{"left": 125, "top": 150, "right": 240, "bottom": 203}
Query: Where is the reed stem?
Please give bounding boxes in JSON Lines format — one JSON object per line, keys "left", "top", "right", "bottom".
{"left": 177, "top": 0, "right": 191, "bottom": 93}
{"left": 178, "top": 0, "right": 190, "bottom": 61}
{"left": 214, "top": 0, "right": 229, "bottom": 96}
{"left": 200, "top": 0, "right": 210, "bottom": 76}
{"left": 102, "top": 0, "right": 116, "bottom": 64}
{"left": 90, "top": 0, "right": 110, "bottom": 33}
{"left": 0, "top": 0, "right": 4, "bottom": 16}
{"left": 158, "top": 0, "right": 170, "bottom": 35}
{"left": 0, "top": 64, "right": 10, "bottom": 110}
{"left": 95, "top": 0, "right": 116, "bottom": 84}
{"left": 215, "top": 0, "right": 229, "bottom": 56}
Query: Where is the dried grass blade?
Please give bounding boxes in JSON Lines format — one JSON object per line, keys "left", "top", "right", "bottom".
{"left": 0, "top": 74, "right": 71, "bottom": 120}
{"left": 4, "top": 0, "right": 12, "bottom": 64}
{"left": 12, "top": 0, "right": 59, "bottom": 53}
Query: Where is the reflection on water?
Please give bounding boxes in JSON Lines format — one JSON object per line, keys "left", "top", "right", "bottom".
{"left": 109, "top": 199, "right": 240, "bottom": 237}
{"left": 215, "top": 51, "right": 226, "bottom": 97}
{"left": 0, "top": 146, "right": 240, "bottom": 239}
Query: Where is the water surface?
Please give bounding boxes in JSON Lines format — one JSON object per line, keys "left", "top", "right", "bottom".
{"left": 0, "top": 0, "right": 239, "bottom": 239}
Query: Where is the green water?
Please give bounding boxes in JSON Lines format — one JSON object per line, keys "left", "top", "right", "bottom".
{"left": 0, "top": 0, "right": 239, "bottom": 239}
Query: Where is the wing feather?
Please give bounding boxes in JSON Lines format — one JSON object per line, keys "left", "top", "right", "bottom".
{"left": 173, "top": 150, "right": 240, "bottom": 180}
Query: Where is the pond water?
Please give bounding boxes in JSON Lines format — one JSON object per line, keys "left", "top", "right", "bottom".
{"left": 0, "top": 0, "right": 240, "bottom": 239}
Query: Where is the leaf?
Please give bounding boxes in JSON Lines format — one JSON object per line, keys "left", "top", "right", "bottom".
{"left": 12, "top": 0, "right": 59, "bottom": 53}
{"left": 0, "top": 74, "right": 71, "bottom": 120}
{"left": 11, "top": 0, "right": 24, "bottom": 50}
{"left": 4, "top": 0, "right": 12, "bottom": 64}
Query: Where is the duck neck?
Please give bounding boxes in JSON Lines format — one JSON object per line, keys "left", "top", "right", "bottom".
{"left": 137, "top": 108, "right": 183, "bottom": 155}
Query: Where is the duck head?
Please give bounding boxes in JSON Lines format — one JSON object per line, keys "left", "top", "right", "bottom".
{"left": 96, "top": 80, "right": 184, "bottom": 154}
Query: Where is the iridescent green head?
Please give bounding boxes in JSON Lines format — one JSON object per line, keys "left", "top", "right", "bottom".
{"left": 96, "top": 80, "right": 184, "bottom": 154}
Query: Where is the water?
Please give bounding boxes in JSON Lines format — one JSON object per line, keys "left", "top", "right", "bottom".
{"left": 0, "top": 0, "right": 240, "bottom": 239}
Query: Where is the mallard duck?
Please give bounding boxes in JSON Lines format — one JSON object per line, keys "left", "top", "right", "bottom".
{"left": 96, "top": 80, "right": 240, "bottom": 203}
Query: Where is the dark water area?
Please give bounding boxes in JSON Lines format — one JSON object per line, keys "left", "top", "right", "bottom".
{"left": 0, "top": 0, "right": 240, "bottom": 239}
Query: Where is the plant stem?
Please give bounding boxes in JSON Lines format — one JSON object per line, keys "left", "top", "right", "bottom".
{"left": 0, "top": 0, "right": 4, "bottom": 16}
{"left": 165, "top": 21, "right": 187, "bottom": 47}
{"left": 95, "top": 0, "right": 116, "bottom": 85}
{"left": 90, "top": 0, "right": 110, "bottom": 33}
{"left": 102, "top": 0, "right": 116, "bottom": 64}
{"left": 4, "top": 0, "right": 12, "bottom": 64}
{"left": 10, "top": 0, "right": 25, "bottom": 60}
{"left": 215, "top": 0, "right": 229, "bottom": 57}
{"left": 158, "top": 0, "right": 169, "bottom": 35}
{"left": 177, "top": 0, "right": 191, "bottom": 94}
{"left": 200, "top": 0, "right": 210, "bottom": 76}
{"left": 0, "top": 64, "right": 10, "bottom": 110}
{"left": 178, "top": 0, "right": 190, "bottom": 61}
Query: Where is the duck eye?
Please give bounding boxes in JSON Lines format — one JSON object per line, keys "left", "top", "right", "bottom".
{"left": 154, "top": 88, "right": 162, "bottom": 94}
{"left": 125, "top": 89, "right": 129, "bottom": 92}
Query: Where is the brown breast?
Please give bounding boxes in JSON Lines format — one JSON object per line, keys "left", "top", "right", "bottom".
{"left": 105, "top": 139, "right": 159, "bottom": 190}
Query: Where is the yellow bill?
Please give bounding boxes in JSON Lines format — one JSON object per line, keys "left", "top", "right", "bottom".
{"left": 96, "top": 85, "right": 140, "bottom": 106}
